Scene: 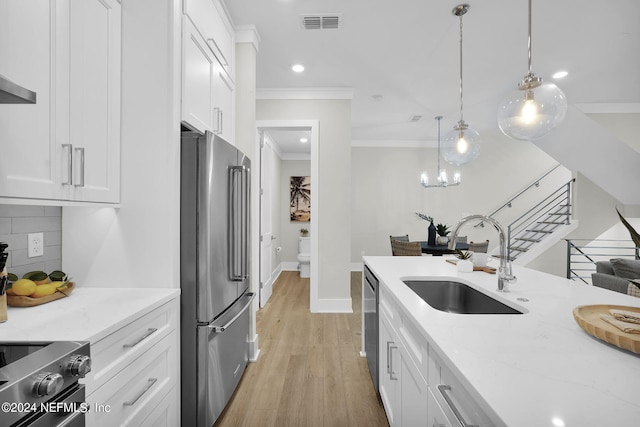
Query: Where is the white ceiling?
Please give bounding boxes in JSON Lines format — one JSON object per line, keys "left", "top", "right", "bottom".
{"left": 225, "top": 0, "right": 640, "bottom": 150}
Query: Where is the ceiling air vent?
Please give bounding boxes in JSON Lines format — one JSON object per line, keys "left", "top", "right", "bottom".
{"left": 301, "top": 14, "right": 341, "bottom": 30}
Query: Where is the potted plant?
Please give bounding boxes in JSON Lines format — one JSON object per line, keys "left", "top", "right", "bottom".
{"left": 435, "top": 223, "right": 450, "bottom": 245}
{"left": 300, "top": 228, "right": 309, "bottom": 237}
{"left": 454, "top": 249, "right": 473, "bottom": 273}
{"left": 415, "top": 212, "right": 436, "bottom": 246}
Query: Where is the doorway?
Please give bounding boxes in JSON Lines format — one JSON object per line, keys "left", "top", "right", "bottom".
{"left": 257, "top": 120, "right": 319, "bottom": 310}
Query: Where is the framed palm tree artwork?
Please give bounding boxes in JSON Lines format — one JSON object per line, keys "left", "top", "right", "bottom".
{"left": 290, "top": 176, "right": 311, "bottom": 222}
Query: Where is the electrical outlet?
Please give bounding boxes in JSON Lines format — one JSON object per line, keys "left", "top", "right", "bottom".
{"left": 28, "top": 232, "right": 44, "bottom": 258}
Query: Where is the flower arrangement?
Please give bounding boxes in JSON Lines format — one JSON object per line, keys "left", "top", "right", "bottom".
{"left": 436, "top": 223, "right": 450, "bottom": 237}
{"left": 415, "top": 212, "right": 433, "bottom": 222}
{"left": 454, "top": 249, "right": 472, "bottom": 260}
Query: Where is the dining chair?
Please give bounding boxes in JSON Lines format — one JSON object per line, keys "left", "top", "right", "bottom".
{"left": 455, "top": 235, "right": 468, "bottom": 244}
{"left": 469, "top": 240, "right": 489, "bottom": 253}
{"left": 389, "top": 235, "right": 410, "bottom": 256}
{"left": 391, "top": 239, "right": 422, "bottom": 256}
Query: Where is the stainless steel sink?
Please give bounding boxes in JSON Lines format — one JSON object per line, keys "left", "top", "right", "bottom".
{"left": 402, "top": 280, "right": 524, "bottom": 314}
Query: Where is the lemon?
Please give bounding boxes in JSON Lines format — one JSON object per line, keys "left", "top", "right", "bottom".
{"left": 30, "top": 284, "right": 57, "bottom": 298}
{"left": 11, "top": 279, "right": 37, "bottom": 296}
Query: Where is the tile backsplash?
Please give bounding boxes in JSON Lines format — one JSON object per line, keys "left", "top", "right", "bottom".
{"left": 0, "top": 205, "right": 62, "bottom": 278}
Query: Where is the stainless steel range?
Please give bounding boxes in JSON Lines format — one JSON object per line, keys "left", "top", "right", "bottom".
{"left": 0, "top": 341, "right": 91, "bottom": 426}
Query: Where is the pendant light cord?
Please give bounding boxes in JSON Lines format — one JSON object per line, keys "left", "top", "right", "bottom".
{"left": 458, "top": 12, "right": 464, "bottom": 124}
{"left": 436, "top": 116, "right": 442, "bottom": 173}
{"left": 527, "top": 0, "right": 533, "bottom": 76}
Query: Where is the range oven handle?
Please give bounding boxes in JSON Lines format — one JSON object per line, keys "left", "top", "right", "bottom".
{"left": 209, "top": 292, "right": 254, "bottom": 333}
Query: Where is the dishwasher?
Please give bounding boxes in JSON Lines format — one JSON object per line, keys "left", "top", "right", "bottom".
{"left": 363, "top": 265, "right": 379, "bottom": 392}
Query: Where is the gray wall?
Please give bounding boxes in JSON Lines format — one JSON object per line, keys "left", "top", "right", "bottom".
{"left": 351, "top": 129, "right": 562, "bottom": 261}
{"left": 0, "top": 205, "right": 62, "bottom": 277}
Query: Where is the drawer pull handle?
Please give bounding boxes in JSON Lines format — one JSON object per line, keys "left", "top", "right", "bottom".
{"left": 123, "top": 328, "right": 158, "bottom": 348}
{"left": 389, "top": 344, "right": 398, "bottom": 381}
{"left": 123, "top": 378, "right": 157, "bottom": 407}
{"left": 437, "top": 385, "right": 478, "bottom": 427}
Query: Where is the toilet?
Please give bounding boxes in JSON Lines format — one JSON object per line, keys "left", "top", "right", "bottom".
{"left": 297, "top": 236, "right": 311, "bottom": 278}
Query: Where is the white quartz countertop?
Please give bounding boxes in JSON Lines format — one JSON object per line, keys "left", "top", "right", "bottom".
{"left": 364, "top": 255, "right": 640, "bottom": 427}
{"left": 0, "top": 287, "right": 180, "bottom": 343}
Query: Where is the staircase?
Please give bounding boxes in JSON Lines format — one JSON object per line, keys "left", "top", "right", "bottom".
{"left": 477, "top": 166, "right": 576, "bottom": 262}
{"left": 507, "top": 180, "right": 574, "bottom": 261}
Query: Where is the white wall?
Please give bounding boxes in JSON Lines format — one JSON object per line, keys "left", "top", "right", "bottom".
{"left": 257, "top": 99, "right": 352, "bottom": 310}
{"left": 351, "top": 129, "right": 562, "bottom": 261}
{"left": 62, "top": 0, "right": 182, "bottom": 287}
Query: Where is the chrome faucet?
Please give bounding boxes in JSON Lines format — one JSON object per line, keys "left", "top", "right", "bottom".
{"left": 448, "top": 215, "right": 517, "bottom": 291}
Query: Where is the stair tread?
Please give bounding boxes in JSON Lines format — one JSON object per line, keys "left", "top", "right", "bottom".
{"left": 515, "top": 238, "right": 542, "bottom": 242}
{"left": 525, "top": 229, "right": 554, "bottom": 233}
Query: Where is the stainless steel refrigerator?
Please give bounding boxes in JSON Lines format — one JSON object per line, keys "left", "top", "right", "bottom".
{"left": 180, "top": 130, "right": 254, "bottom": 427}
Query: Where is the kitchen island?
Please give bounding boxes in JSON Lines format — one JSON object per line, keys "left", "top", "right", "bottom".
{"left": 364, "top": 255, "right": 640, "bottom": 426}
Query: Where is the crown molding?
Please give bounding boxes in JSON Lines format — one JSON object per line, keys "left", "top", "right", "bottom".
{"left": 235, "top": 25, "right": 261, "bottom": 51}
{"left": 256, "top": 87, "right": 354, "bottom": 100}
{"left": 351, "top": 139, "right": 437, "bottom": 148}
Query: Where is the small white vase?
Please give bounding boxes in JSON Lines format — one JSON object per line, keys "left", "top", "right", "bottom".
{"left": 457, "top": 259, "right": 473, "bottom": 273}
{"left": 436, "top": 235, "right": 449, "bottom": 245}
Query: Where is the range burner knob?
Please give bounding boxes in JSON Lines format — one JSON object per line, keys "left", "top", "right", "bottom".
{"left": 67, "top": 354, "right": 92, "bottom": 378}
{"left": 32, "top": 372, "right": 64, "bottom": 397}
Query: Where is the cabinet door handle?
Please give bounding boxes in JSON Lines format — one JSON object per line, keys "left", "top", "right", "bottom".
{"left": 122, "top": 328, "right": 158, "bottom": 348}
{"left": 62, "top": 144, "right": 73, "bottom": 185}
{"left": 437, "top": 384, "right": 478, "bottom": 427}
{"left": 123, "top": 377, "right": 157, "bottom": 407}
{"left": 74, "top": 147, "right": 85, "bottom": 187}
{"left": 389, "top": 344, "right": 398, "bottom": 381}
{"left": 213, "top": 107, "right": 222, "bottom": 134}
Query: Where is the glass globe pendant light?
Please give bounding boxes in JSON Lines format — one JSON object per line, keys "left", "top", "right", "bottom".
{"left": 497, "top": 0, "right": 567, "bottom": 141}
{"left": 420, "top": 116, "right": 461, "bottom": 188}
{"left": 442, "top": 4, "right": 480, "bottom": 167}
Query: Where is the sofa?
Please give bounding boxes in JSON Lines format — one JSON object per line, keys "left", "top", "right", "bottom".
{"left": 591, "top": 258, "right": 640, "bottom": 297}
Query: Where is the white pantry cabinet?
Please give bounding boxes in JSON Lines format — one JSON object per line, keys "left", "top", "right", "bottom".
{"left": 0, "top": 0, "right": 121, "bottom": 204}
{"left": 181, "top": 0, "right": 235, "bottom": 142}
{"left": 83, "top": 298, "right": 180, "bottom": 427}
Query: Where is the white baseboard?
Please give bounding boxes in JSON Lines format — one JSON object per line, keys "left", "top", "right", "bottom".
{"left": 351, "top": 262, "right": 363, "bottom": 272}
{"left": 248, "top": 333, "right": 260, "bottom": 362}
{"left": 315, "top": 298, "right": 353, "bottom": 313}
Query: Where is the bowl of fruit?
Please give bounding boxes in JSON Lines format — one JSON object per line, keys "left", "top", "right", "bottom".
{"left": 6, "top": 270, "right": 74, "bottom": 307}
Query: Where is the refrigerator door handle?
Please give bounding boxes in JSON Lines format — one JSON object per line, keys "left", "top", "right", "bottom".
{"left": 241, "top": 164, "right": 250, "bottom": 279}
{"left": 209, "top": 292, "right": 255, "bottom": 333}
{"left": 229, "top": 165, "right": 246, "bottom": 281}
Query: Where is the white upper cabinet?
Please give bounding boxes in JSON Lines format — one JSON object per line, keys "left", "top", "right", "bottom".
{"left": 0, "top": 1, "right": 59, "bottom": 200}
{"left": 0, "top": 0, "right": 121, "bottom": 204}
{"left": 182, "top": 0, "right": 235, "bottom": 142}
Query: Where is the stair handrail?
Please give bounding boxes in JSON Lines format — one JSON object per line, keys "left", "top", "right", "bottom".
{"left": 565, "top": 238, "right": 640, "bottom": 283}
{"left": 506, "top": 179, "right": 574, "bottom": 260}
{"left": 475, "top": 164, "right": 562, "bottom": 228}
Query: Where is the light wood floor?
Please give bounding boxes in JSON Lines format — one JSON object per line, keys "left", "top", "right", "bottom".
{"left": 214, "top": 271, "right": 389, "bottom": 427}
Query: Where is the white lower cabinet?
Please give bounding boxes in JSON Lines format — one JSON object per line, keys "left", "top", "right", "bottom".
{"left": 376, "top": 276, "right": 493, "bottom": 427}
{"left": 83, "top": 299, "right": 180, "bottom": 426}
{"left": 427, "top": 388, "right": 452, "bottom": 427}
{"left": 379, "top": 296, "right": 428, "bottom": 427}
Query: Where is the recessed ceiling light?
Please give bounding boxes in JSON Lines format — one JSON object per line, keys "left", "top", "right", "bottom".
{"left": 291, "top": 64, "right": 305, "bottom": 73}
{"left": 300, "top": 137, "right": 309, "bottom": 143}
{"left": 552, "top": 70, "right": 568, "bottom": 79}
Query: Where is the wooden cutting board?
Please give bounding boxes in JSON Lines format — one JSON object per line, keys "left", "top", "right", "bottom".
{"left": 573, "top": 304, "right": 640, "bottom": 354}
{"left": 7, "top": 282, "right": 75, "bottom": 307}
{"left": 445, "top": 258, "right": 496, "bottom": 274}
